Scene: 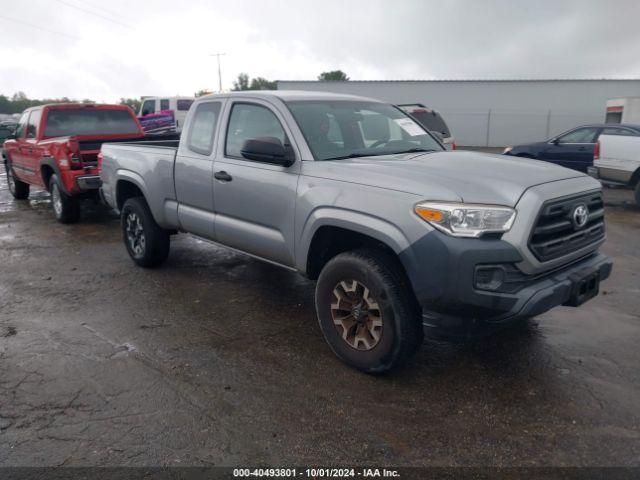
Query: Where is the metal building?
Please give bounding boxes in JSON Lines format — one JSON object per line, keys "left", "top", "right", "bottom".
{"left": 276, "top": 79, "right": 640, "bottom": 147}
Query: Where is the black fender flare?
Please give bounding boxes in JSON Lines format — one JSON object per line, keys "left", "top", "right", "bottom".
{"left": 40, "top": 157, "right": 70, "bottom": 195}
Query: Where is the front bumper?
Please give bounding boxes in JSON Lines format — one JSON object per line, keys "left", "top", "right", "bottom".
{"left": 400, "top": 230, "right": 612, "bottom": 340}
{"left": 420, "top": 251, "right": 612, "bottom": 339}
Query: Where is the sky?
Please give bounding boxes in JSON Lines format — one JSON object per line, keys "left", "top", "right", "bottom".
{"left": 1, "top": 0, "right": 640, "bottom": 103}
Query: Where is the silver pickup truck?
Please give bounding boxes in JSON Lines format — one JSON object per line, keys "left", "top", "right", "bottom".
{"left": 100, "top": 91, "right": 613, "bottom": 372}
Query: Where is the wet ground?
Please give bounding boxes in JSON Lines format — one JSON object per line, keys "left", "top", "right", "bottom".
{"left": 0, "top": 161, "right": 639, "bottom": 467}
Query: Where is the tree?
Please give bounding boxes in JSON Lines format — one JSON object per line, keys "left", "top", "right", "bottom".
{"left": 119, "top": 97, "right": 141, "bottom": 113}
{"left": 318, "top": 70, "right": 349, "bottom": 81}
{"left": 232, "top": 73, "right": 250, "bottom": 91}
{"left": 194, "top": 89, "right": 212, "bottom": 97}
{"left": 249, "top": 77, "right": 277, "bottom": 90}
{"left": 232, "top": 73, "right": 276, "bottom": 91}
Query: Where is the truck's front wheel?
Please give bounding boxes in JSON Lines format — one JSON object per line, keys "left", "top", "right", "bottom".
{"left": 121, "top": 197, "right": 170, "bottom": 267}
{"left": 315, "top": 249, "right": 423, "bottom": 373}
{"left": 49, "top": 175, "right": 80, "bottom": 223}
{"left": 5, "top": 160, "right": 30, "bottom": 200}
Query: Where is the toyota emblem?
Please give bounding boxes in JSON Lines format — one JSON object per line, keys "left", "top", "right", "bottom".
{"left": 572, "top": 204, "right": 589, "bottom": 229}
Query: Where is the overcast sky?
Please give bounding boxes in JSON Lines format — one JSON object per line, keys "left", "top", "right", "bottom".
{"left": 1, "top": 0, "right": 640, "bottom": 102}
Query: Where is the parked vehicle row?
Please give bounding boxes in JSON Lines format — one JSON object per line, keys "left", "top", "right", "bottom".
{"left": 99, "top": 91, "right": 612, "bottom": 372}
{"left": 503, "top": 123, "right": 640, "bottom": 173}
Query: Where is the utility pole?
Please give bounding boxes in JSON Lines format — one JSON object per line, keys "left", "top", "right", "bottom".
{"left": 209, "top": 53, "right": 226, "bottom": 92}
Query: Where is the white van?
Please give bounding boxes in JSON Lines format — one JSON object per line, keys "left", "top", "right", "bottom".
{"left": 138, "top": 96, "right": 195, "bottom": 131}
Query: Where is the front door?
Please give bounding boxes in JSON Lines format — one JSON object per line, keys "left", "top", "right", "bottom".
{"left": 212, "top": 100, "right": 300, "bottom": 267}
{"left": 23, "top": 109, "right": 43, "bottom": 186}
{"left": 7, "top": 112, "right": 30, "bottom": 182}
{"left": 540, "top": 126, "right": 599, "bottom": 172}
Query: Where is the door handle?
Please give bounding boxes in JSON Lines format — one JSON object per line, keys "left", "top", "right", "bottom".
{"left": 214, "top": 171, "right": 232, "bottom": 182}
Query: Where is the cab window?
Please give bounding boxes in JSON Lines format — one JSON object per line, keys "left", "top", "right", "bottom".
{"left": 225, "top": 103, "right": 287, "bottom": 159}
{"left": 26, "top": 109, "right": 42, "bottom": 139}
{"left": 187, "top": 102, "right": 221, "bottom": 155}
{"left": 140, "top": 99, "right": 156, "bottom": 116}
{"left": 160, "top": 99, "right": 170, "bottom": 110}
{"left": 14, "top": 112, "right": 29, "bottom": 139}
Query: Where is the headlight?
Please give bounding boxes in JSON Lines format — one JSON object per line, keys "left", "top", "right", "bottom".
{"left": 503, "top": 146, "right": 513, "bottom": 154}
{"left": 414, "top": 202, "right": 516, "bottom": 238}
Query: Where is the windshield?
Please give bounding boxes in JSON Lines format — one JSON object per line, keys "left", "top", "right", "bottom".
{"left": 407, "top": 110, "right": 451, "bottom": 137}
{"left": 286, "top": 100, "right": 444, "bottom": 160}
{"left": 44, "top": 108, "right": 140, "bottom": 137}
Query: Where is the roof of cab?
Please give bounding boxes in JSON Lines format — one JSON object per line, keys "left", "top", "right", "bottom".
{"left": 22, "top": 103, "right": 132, "bottom": 113}
{"left": 201, "top": 90, "right": 384, "bottom": 103}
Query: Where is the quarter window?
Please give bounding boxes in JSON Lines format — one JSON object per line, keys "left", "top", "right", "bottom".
{"left": 600, "top": 127, "right": 638, "bottom": 137}
{"left": 160, "top": 99, "right": 170, "bottom": 110}
{"left": 225, "top": 103, "right": 287, "bottom": 159}
{"left": 187, "top": 102, "right": 221, "bottom": 155}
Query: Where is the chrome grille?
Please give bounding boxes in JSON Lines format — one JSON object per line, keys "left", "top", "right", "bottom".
{"left": 529, "top": 191, "right": 605, "bottom": 262}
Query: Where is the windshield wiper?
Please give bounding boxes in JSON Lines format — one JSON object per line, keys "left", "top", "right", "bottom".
{"left": 389, "top": 147, "right": 439, "bottom": 154}
{"left": 322, "top": 152, "right": 385, "bottom": 161}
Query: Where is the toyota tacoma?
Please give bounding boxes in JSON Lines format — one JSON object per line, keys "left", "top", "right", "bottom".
{"left": 99, "top": 91, "right": 613, "bottom": 372}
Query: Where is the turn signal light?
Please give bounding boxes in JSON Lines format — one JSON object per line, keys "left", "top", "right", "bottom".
{"left": 415, "top": 207, "right": 444, "bottom": 223}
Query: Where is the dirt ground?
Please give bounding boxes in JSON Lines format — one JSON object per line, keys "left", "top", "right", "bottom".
{"left": 0, "top": 161, "right": 639, "bottom": 467}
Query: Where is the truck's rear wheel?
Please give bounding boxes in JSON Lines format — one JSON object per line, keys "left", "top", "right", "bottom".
{"left": 49, "top": 175, "right": 80, "bottom": 223}
{"left": 315, "top": 249, "right": 423, "bottom": 373}
{"left": 121, "top": 197, "right": 170, "bottom": 267}
{"left": 5, "top": 160, "right": 30, "bottom": 200}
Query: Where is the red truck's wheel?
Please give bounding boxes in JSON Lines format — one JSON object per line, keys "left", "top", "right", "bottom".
{"left": 315, "top": 248, "right": 423, "bottom": 373}
{"left": 49, "top": 175, "right": 80, "bottom": 223}
{"left": 5, "top": 161, "right": 30, "bottom": 200}
{"left": 121, "top": 197, "right": 170, "bottom": 268}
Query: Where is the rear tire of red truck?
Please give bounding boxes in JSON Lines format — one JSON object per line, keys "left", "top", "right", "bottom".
{"left": 121, "top": 197, "right": 170, "bottom": 268}
{"left": 5, "top": 160, "right": 30, "bottom": 200}
{"left": 49, "top": 175, "right": 80, "bottom": 224}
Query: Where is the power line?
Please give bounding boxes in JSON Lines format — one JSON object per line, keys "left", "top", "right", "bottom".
{"left": 0, "top": 14, "right": 81, "bottom": 40}
{"left": 71, "top": 0, "right": 127, "bottom": 21}
{"left": 53, "top": 0, "right": 134, "bottom": 29}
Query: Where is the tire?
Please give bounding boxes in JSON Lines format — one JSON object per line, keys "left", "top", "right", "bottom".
{"left": 315, "top": 248, "right": 423, "bottom": 373}
{"left": 49, "top": 174, "right": 80, "bottom": 223}
{"left": 5, "top": 160, "right": 30, "bottom": 200}
{"left": 634, "top": 181, "right": 640, "bottom": 208}
{"left": 121, "top": 197, "right": 170, "bottom": 267}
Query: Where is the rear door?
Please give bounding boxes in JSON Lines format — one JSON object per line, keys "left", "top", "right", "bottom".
{"left": 174, "top": 99, "right": 224, "bottom": 240}
{"left": 540, "top": 126, "right": 599, "bottom": 172}
{"left": 212, "top": 99, "right": 300, "bottom": 267}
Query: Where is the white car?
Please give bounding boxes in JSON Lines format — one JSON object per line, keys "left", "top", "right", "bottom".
{"left": 138, "top": 96, "right": 195, "bottom": 131}
{"left": 590, "top": 132, "right": 640, "bottom": 206}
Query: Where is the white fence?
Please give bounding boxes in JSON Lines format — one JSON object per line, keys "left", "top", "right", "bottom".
{"left": 440, "top": 109, "right": 603, "bottom": 147}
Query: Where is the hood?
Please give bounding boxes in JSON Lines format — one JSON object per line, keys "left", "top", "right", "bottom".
{"left": 304, "top": 150, "right": 586, "bottom": 206}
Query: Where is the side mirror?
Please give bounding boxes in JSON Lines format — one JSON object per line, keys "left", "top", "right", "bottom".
{"left": 431, "top": 131, "right": 444, "bottom": 142}
{"left": 240, "top": 137, "right": 294, "bottom": 166}
{"left": 552, "top": 138, "right": 560, "bottom": 145}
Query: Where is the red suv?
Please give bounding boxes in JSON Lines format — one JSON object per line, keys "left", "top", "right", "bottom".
{"left": 2, "top": 103, "right": 144, "bottom": 223}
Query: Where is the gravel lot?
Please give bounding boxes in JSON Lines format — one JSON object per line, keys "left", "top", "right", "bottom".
{"left": 0, "top": 158, "right": 639, "bottom": 467}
